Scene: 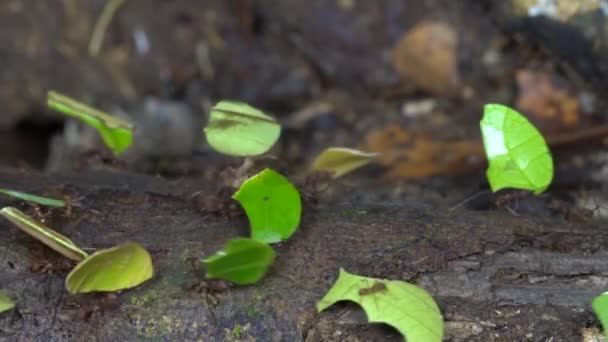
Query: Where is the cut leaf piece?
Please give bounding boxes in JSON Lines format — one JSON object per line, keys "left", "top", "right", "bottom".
{"left": 312, "top": 147, "right": 379, "bottom": 178}
{"left": 204, "top": 100, "right": 281, "bottom": 156}
{"left": 0, "top": 189, "right": 65, "bottom": 207}
{"left": 592, "top": 292, "right": 608, "bottom": 337}
{"left": 480, "top": 104, "right": 553, "bottom": 194}
{"left": 0, "top": 207, "right": 87, "bottom": 261}
{"left": 202, "top": 238, "right": 275, "bottom": 285}
{"left": 66, "top": 242, "right": 153, "bottom": 294}
{"left": 232, "top": 168, "right": 301, "bottom": 243}
{"left": 317, "top": 268, "right": 443, "bottom": 342}
{"left": 0, "top": 291, "right": 14, "bottom": 313}
{"left": 47, "top": 91, "right": 134, "bottom": 155}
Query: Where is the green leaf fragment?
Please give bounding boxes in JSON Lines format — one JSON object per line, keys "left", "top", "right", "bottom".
{"left": 312, "top": 147, "right": 379, "bottom": 178}
{"left": 480, "top": 103, "right": 553, "bottom": 194}
{"left": 204, "top": 100, "right": 281, "bottom": 156}
{"left": 232, "top": 168, "right": 301, "bottom": 243}
{"left": 0, "top": 291, "right": 15, "bottom": 313}
{"left": 592, "top": 292, "right": 608, "bottom": 337}
{"left": 47, "top": 91, "right": 134, "bottom": 155}
{"left": 66, "top": 242, "right": 154, "bottom": 294}
{"left": 0, "top": 189, "right": 65, "bottom": 207}
{"left": 0, "top": 207, "right": 88, "bottom": 261}
{"left": 202, "top": 238, "right": 275, "bottom": 285}
{"left": 317, "top": 268, "right": 443, "bottom": 342}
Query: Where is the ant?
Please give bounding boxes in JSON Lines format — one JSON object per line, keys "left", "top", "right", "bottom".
{"left": 24, "top": 195, "right": 84, "bottom": 224}
{"left": 491, "top": 189, "right": 534, "bottom": 216}
{"left": 28, "top": 242, "right": 76, "bottom": 275}
{"left": 192, "top": 186, "right": 240, "bottom": 216}
{"left": 64, "top": 293, "right": 120, "bottom": 321}
{"left": 74, "top": 149, "right": 126, "bottom": 171}
{"left": 182, "top": 256, "right": 232, "bottom": 323}
{"left": 358, "top": 281, "right": 387, "bottom": 296}
{"left": 25, "top": 203, "right": 53, "bottom": 224}
{"left": 182, "top": 256, "right": 233, "bottom": 296}
{"left": 183, "top": 279, "right": 233, "bottom": 295}
{"left": 547, "top": 198, "right": 594, "bottom": 223}
{"left": 298, "top": 171, "right": 333, "bottom": 205}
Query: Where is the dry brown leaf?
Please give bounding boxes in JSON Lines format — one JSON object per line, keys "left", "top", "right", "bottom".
{"left": 511, "top": 0, "right": 602, "bottom": 21}
{"left": 392, "top": 21, "right": 460, "bottom": 96}
{"left": 516, "top": 69, "right": 583, "bottom": 135}
{"left": 363, "top": 125, "right": 483, "bottom": 179}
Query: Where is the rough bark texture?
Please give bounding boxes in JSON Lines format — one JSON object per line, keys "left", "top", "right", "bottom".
{"left": 0, "top": 168, "right": 603, "bottom": 341}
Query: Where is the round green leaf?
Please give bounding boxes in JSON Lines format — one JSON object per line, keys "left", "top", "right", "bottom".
{"left": 0, "top": 291, "right": 15, "bottom": 313}
{"left": 204, "top": 100, "right": 281, "bottom": 156}
{"left": 66, "top": 242, "right": 154, "bottom": 294}
{"left": 480, "top": 104, "right": 553, "bottom": 194}
{"left": 202, "top": 238, "right": 275, "bottom": 285}
{"left": 317, "top": 268, "right": 443, "bottom": 342}
{"left": 232, "top": 168, "right": 301, "bottom": 243}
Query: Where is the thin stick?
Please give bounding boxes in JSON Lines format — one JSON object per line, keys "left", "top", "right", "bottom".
{"left": 505, "top": 205, "right": 520, "bottom": 217}
{"left": 448, "top": 190, "right": 488, "bottom": 212}
{"left": 547, "top": 124, "right": 608, "bottom": 148}
{"left": 89, "top": 0, "right": 127, "bottom": 57}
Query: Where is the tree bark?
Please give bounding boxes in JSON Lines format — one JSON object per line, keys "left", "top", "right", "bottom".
{"left": 0, "top": 168, "right": 603, "bottom": 341}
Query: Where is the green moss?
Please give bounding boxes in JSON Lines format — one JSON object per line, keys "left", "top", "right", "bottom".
{"left": 224, "top": 323, "right": 252, "bottom": 341}
{"left": 232, "top": 323, "right": 243, "bottom": 338}
{"left": 129, "top": 290, "right": 160, "bottom": 307}
{"left": 143, "top": 315, "right": 181, "bottom": 338}
{"left": 245, "top": 288, "right": 264, "bottom": 318}
{"left": 245, "top": 305, "right": 262, "bottom": 318}
{"left": 251, "top": 288, "right": 263, "bottom": 301}
{"left": 340, "top": 208, "right": 368, "bottom": 218}
{"left": 128, "top": 288, "right": 181, "bottom": 339}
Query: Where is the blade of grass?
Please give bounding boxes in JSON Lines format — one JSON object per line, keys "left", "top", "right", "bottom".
{"left": 0, "top": 189, "right": 65, "bottom": 207}
{"left": 89, "top": 0, "right": 127, "bottom": 57}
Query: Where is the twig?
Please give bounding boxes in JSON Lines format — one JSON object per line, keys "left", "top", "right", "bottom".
{"left": 88, "top": 0, "right": 127, "bottom": 57}
{"left": 448, "top": 190, "right": 488, "bottom": 212}
{"left": 547, "top": 124, "right": 608, "bottom": 148}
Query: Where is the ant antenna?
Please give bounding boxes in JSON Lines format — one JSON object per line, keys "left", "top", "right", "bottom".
{"left": 448, "top": 190, "right": 489, "bottom": 212}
